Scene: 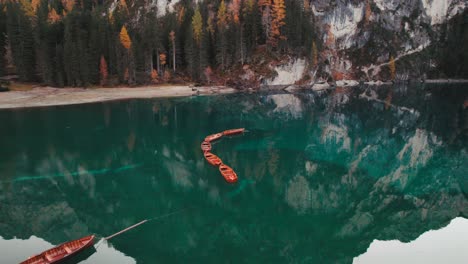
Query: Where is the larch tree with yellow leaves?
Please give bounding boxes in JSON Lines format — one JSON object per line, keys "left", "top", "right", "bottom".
{"left": 119, "top": 25, "right": 132, "bottom": 50}
{"left": 269, "top": 0, "right": 286, "bottom": 49}
{"left": 119, "top": 25, "right": 134, "bottom": 84}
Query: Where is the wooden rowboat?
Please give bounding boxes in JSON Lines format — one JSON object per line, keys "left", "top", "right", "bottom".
{"left": 223, "top": 128, "right": 245, "bottom": 136}
{"left": 219, "top": 164, "right": 238, "bottom": 183}
{"left": 200, "top": 141, "right": 212, "bottom": 152}
{"left": 204, "top": 152, "right": 223, "bottom": 166}
{"left": 205, "top": 133, "right": 223, "bottom": 142}
{"left": 21, "top": 235, "right": 95, "bottom": 264}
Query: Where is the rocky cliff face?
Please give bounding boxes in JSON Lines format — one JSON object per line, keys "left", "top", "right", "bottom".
{"left": 308, "top": 0, "right": 467, "bottom": 80}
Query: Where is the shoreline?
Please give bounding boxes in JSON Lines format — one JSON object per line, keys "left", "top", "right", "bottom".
{"left": 0, "top": 79, "right": 466, "bottom": 110}
{"left": 0, "top": 85, "right": 237, "bottom": 110}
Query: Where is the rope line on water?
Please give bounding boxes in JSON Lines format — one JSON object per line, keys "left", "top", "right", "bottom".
{"left": 94, "top": 207, "right": 194, "bottom": 249}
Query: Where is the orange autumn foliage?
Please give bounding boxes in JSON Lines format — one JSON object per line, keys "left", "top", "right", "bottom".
{"left": 120, "top": 0, "right": 128, "bottom": 10}
{"left": 269, "top": 0, "right": 286, "bottom": 47}
{"left": 20, "top": 0, "right": 35, "bottom": 18}
{"left": 48, "top": 8, "right": 61, "bottom": 23}
{"left": 303, "top": 0, "right": 310, "bottom": 10}
{"left": 99, "top": 55, "right": 108, "bottom": 85}
{"left": 217, "top": 0, "right": 228, "bottom": 29}
{"left": 151, "top": 69, "right": 158, "bottom": 82}
{"left": 229, "top": 0, "right": 241, "bottom": 24}
{"left": 192, "top": 8, "right": 203, "bottom": 45}
{"left": 159, "top": 53, "right": 167, "bottom": 66}
{"left": 176, "top": 6, "right": 185, "bottom": 25}
{"left": 62, "top": 0, "right": 74, "bottom": 12}
{"left": 119, "top": 26, "right": 132, "bottom": 50}
{"left": 364, "top": 0, "right": 371, "bottom": 23}
{"left": 31, "top": 0, "right": 40, "bottom": 11}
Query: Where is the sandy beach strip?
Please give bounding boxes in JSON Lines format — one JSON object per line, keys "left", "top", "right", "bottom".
{"left": 0, "top": 86, "right": 237, "bottom": 109}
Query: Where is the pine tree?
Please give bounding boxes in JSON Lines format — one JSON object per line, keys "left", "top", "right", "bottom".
{"left": 6, "top": 2, "right": 36, "bottom": 81}
{"left": 258, "top": 0, "right": 272, "bottom": 43}
{"left": 0, "top": 3, "right": 7, "bottom": 76}
{"left": 36, "top": 0, "right": 54, "bottom": 85}
{"left": 243, "top": 0, "right": 261, "bottom": 61}
{"left": 169, "top": 30, "right": 176, "bottom": 72}
{"left": 217, "top": 0, "right": 228, "bottom": 70}
{"left": 229, "top": 0, "right": 244, "bottom": 65}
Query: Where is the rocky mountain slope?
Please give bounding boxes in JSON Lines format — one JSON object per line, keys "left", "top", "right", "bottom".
{"left": 311, "top": 0, "right": 467, "bottom": 80}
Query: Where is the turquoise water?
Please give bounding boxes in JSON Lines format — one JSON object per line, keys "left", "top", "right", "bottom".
{"left": 0, "top": 84, "right": 467, "bottom": 263}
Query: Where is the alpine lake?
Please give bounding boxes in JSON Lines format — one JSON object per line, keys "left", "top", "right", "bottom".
{"left": 0, "top": 83, "right": 467, "bottom": 263}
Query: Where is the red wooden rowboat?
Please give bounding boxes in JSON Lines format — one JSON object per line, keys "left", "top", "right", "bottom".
{"left": 200, "top": 141, "right": 212, "bottom": 152}
{"left": 219, "top": 164, "right": 238, "bottom": 183}
{"left": 205, "top": 133, "right": 223, "bottom": 142}
{"left": 223, "top": 128, "right": 245, "bottom": 136}
{"left": 21, "top": 235, "right": 95, "bottom": 264}
{"left": 204, "top": 152, "right": 223, "bottom": 166}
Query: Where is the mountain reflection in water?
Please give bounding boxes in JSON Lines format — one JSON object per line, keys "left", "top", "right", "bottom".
{"left": 0, "top": 83, "right": 466, "bottom": 263}
{"left": 354, "top": 217, "right": 468, "bottom": 264}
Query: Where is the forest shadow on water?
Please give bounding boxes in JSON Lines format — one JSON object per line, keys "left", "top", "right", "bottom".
{"left": 0, "top": 83, "right": 467, "bottom": 263}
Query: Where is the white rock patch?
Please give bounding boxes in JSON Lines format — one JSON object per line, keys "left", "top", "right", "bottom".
{"left": 422, "top": 0, "right": 448, "bottom": 25}
{"left": 326, "top": 3, "right": 364, "bottom": 49}
{"left": 267, "top": 59, "right": 306, "bottom": 85}
{"left": 268, "top": 94, "right": 303, "bottom": 118}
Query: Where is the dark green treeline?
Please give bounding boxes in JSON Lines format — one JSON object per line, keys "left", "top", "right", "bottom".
{"left": 0, "top": 0, "right": 317, "bottom": 86}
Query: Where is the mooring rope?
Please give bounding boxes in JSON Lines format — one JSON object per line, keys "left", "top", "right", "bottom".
{"left": 94, "top": 207, "right": 194, "bottom": 249}
{"left": 104, "top": 219, "right": 149, "bottom": 240}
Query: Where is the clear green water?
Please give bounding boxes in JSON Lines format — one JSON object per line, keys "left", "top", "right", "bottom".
{"left": 0, "top": 84, "right": 467, "bottom": 263}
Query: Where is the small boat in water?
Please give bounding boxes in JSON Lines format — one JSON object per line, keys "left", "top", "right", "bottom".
{"left": 219, "top": 164, "right": 238, "bottom": 183}
{"left": 205, "top": 133, "right": 223, "bottom": 142}
{"left": 204, "top": 152, "right": 223, "bottom": 166}
{"left": 200, "top": 141, "right": 212, "bottom": 152}
{"left": 21, "top": 235, "right": 95, "bottom": 264}
{"left": 223, "top": 128, "right": 245, "bottom": 136}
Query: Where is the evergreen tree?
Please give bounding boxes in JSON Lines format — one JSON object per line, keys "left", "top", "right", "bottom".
{"left": 170, "top": 30, "right": 176, "bottom": 72}
{"left": 6, "top": 1, "right": 36, "bottom": 81}
{"left": 0, "top": 3, "right": 7, "bottom": 76}
{"left": 243, "top": 0, "right": 262, "bottom": 62}
{"left": 216, "top": 0, "right": 228, "bottom": 70}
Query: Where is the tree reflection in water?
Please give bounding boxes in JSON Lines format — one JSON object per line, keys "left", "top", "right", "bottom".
{"left": 0, "top": 83, "right": 466, "bottom": 263}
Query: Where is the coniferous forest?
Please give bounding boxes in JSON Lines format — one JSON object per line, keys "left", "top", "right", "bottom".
{"left": 0, "top": 0, "right": 317, "bottom": 87}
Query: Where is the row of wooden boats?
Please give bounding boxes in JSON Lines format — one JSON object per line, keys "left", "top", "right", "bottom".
{"left": 19, "top": 129, "right": 246, "bottom": 264}
{"left": 201, "top": 128, "right": 245, "bottom": 183}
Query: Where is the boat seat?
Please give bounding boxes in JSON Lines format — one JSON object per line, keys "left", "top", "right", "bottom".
{"left": 64, "top": 246, "right": 73, "bottom": 254}
{"left": 45, "top": 253, "right": 54, "bottom": 262}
